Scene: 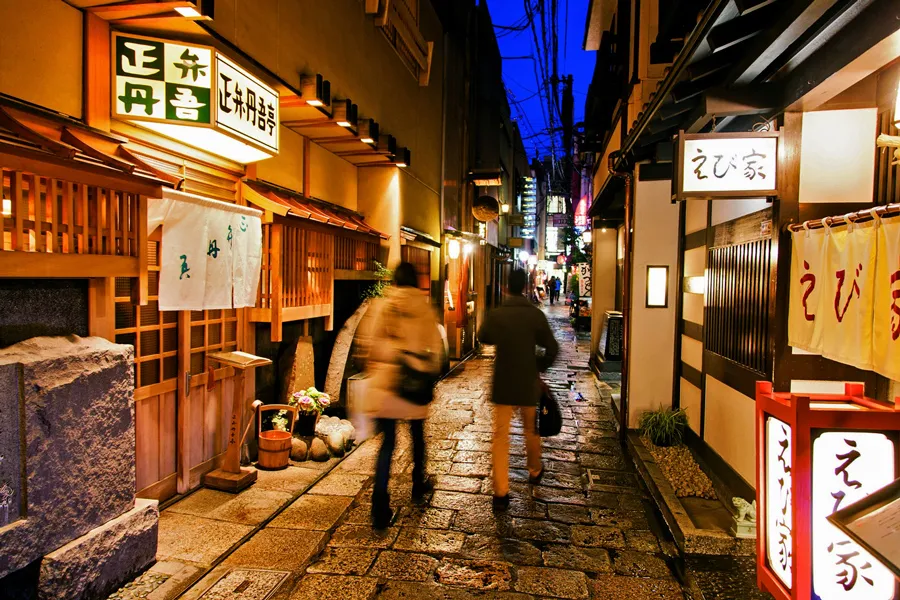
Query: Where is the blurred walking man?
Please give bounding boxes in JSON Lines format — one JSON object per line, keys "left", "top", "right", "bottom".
{"left": 477, "top": 269, "right": 559, "bottom": 510}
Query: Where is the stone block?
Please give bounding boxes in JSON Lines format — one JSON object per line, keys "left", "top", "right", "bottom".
{"left": 39, "top": 498, "right": 158, "bottom": 600}
{"left": 0, "top": 336, "right": 136, "bottom": 577}
{"left": 278, "top": 335, "right": 315, "bottom": 405}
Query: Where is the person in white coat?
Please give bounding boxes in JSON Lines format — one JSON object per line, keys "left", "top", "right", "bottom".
{"left": 357, "top": 262, "right": 443, "bottom": 529}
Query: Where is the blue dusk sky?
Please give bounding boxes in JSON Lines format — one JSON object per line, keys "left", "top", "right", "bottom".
{"left": 486, "top": 0, "right": 595, "bottom": 161}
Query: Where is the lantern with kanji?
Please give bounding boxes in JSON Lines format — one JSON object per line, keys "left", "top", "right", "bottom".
{"left": 756, "top": 381, "right": 900, "bottom": 600}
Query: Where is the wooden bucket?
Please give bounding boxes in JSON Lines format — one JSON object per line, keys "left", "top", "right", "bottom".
{"left": 257, "top": 404, "right": 297, "bottom": 470}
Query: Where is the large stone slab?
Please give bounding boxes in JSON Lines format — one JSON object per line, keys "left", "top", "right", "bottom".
{"left": 39, "top": 498, "right": 158, "bottom": 600}
{"left": 278, "top": 335, "right": 316, "bottom": 405}
{"left": 0, "top": 336, "right": 136, "bottom": 577}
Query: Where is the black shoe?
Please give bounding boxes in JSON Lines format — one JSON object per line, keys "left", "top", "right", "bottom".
{"left": 528, "top": 468, "right": 545, "bottom": 485}
{"left": 492, "top": 495, "right": 510, "bottom": 512}
{"left": 372, "top": 492, "right": 393, "bottom": 530}
{"left": 412, "top": 477, "right": 434, "bottom": 504}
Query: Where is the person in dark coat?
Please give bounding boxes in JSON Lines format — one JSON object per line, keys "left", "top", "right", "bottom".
{"left": 477, "top": 269, "right": 559, "bottom": 510}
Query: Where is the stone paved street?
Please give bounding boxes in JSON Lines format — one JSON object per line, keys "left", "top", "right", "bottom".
{"left": 138, "top": 304, "right": 766, "bottom": 599}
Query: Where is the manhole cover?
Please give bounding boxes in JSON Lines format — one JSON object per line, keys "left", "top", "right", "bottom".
{"left": 198, "top": 569, "right": 289, "bottom": 600}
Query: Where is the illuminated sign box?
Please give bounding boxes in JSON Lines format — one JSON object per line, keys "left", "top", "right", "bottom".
{"left": 113, "top": 33, "right": 279, "bottom": 164}
{"left": 674, "top": 131, "right": 779, "bottom": 201}
{"left": 756, "top": 381, "right": 900, "bottom": 600}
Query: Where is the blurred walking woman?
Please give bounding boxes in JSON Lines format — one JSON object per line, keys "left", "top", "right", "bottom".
{"left": 358, "top": 262, "right": 443, "bottom": 529}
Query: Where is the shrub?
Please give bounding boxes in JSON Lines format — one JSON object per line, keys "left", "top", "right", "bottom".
{"left": 639, "top": 406, "right": 688, "bottom": 447}
{"left": 361, "top": 261, "right": 392, "bottom": 300}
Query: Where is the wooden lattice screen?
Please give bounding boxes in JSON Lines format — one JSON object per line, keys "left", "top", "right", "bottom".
{"left": 2, "top": 168, "right": 142, "bottom": 257}
{"left": 705, "top": 237, "right": 772, "bottom": 375}
{"left": 335, "top": 235, "right": 379, "bottom": 271}
{"left": 115, "top": 240, "right": 177, "bottom": 389}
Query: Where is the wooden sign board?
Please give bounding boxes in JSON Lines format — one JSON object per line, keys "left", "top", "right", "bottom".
{"left": 673, "top": 131, "right": 779, "bottom": 201}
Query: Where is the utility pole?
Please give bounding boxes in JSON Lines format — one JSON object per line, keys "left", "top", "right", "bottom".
{"left": 562, "top": 74, "right": 574, "bottom": 215}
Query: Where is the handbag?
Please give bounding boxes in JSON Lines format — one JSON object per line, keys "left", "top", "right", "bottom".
{"left": 537, "top": 380, "right": 562, "bottom": 437}
{"left": 396, "top": 352, "right": 438, "bottom": 406}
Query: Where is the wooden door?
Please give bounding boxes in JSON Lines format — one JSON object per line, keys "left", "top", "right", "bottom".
{"left": 176, "top": 308, "right": 240, "bottom": 493}
{"left": 116, "top": 240, "right": 179, "bottom": 501}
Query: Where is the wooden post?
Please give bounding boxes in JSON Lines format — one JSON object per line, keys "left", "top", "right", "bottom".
{"left": 176, "top": 310, "right": 191, "bottom": 494}
{"left": 88, "top": 277, "right": 116, "bottom": 340}
{"left": 270, "top": 223, "right": 283, "bottom": 342}
{"left": 132, "top": 195, "right": 148, "bottom": 305}
{"left": 201, "top": 352, "right": 271, "bottom": 493}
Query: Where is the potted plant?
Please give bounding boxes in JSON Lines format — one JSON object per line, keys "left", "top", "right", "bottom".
{"left": 289, "top": 387, "right": 331, "bottom": 436}
{"left": 638, "top": 406, "right": 688, "bottom": 447}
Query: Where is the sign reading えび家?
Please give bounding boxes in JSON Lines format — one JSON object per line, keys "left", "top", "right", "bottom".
{"left": 113, "top": 33, "right": 279, "bottom": 163}
{"left": 675, "top": 132, "right": 778, "bottom": 201}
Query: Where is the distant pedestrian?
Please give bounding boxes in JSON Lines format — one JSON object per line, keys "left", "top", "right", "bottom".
{"left": 548, "top": 276, "right": 557, "bottom": 304}
{"left": 553, "top": 276, "right": 562, "bottom": 303}
{"left": 477, "top": 269, "right": 559, "bottom": 510}
{"left": 358, "top": 262, "right": 443, "bottom": 529}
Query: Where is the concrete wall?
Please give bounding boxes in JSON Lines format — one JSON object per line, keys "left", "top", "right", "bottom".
{"left": 358, "top": 168, "right": 401, "bottom": 267}
{"left": 0, "top": 0, "right": 82, "bottom": 118}
{"left": 627, "top": 178, "right": 679, "bottom": 425}
{"left": 309, "top": 142, "right": 358, "bottom": 211}
{"left": 704, "top": 376, "right": 756, "bottom": 484}
{"left": 208, "top": 0, "right": 444, "bottom": 199}
{"left": 256, "top": 125, "right": 305, "bottom": 194}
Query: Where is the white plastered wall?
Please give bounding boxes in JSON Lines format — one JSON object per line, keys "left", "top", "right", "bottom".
{"left": 628, "top": 178, "right": 679, "bottom": 425}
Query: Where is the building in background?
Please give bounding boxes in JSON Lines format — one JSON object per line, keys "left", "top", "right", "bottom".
{"left": 582, "top": 0, "right": 900, "bottom": 593}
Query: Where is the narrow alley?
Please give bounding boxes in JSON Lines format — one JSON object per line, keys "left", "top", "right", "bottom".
{"left": 113, "top": 305, "right": 762, "bottom": 600}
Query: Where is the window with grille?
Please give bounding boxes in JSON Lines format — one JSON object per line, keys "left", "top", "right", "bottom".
{"left": 188, "top": 308, "right": 239, "bottom": 375}
{"left": 115, "top": 240, "right": 178, "bottom": 388}
{"left": 705, "top": 237, "right": 772, "bottom": 375}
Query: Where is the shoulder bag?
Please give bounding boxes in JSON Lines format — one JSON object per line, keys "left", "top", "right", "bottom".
{"left": 537, "top": 380, "right": 562, "bottom": 437}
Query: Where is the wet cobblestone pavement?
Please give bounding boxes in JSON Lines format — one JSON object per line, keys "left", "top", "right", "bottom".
{"left": 128, "top": 304, "right": 770, "bottom": 600}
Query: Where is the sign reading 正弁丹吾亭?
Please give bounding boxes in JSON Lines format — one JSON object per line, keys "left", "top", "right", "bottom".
{"left": 113, "top": 33, "right": 279, "bottom": 161}
{"left": 114, "top": 34, "right": 213, "bottom": 125}
{"left": 215, "top": 53, "right": 279, "bottom": 154}
{"left": 675, "top": 132, "right": 778, "bottom": 201}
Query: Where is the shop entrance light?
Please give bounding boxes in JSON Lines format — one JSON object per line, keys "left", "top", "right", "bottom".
{"left": 332, "top": 100, "right": 357, "bottom": 128}
{"left": 448, "top": 239, "right": 460, "bottom": 259}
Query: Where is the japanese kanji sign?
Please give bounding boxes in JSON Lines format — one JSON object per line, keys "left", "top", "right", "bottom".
{"left": 215, "top": 53, "right": 279, "bottom": 154}
{"left": 811, "top": 431, "right": 895, "bottom": 599}
{"left": 114, "top": 34, "right": 213, "bottom": 125}
{"left": 675, "top": 132, "right": 778, "bottom": 200}
{"left": 765, "top": 417, "right": 793, "bottom": 590}
{"left": 113, "top": 33, "right": 279, "bottom": 162}
{"left": 789, "top": 218, "right": 900, "bottom": 382}
{"left": 577, "top": 263, "right": 592, "bottom": 297}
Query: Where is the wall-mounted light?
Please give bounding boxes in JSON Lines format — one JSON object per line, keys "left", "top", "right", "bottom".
{"left": 1, "top": 198, "right": 10, "bottom": 217}
{"left": 463, "top": 243, "right": 474, "bottom": 256}
{"left": 358, "top": 119, "right": 378, "bottom": 144}
{"left": 392, "top": 147, "right": 411, "bottom": 168}
{"left": 646, "top": 265, "right": 669, "bottom": 308}
{"left": 377, "top": 135, "right": 397, "bottom": 156}
{"left": 175, "top": 5, "right": 202, "bottom": 17}
{"left": 300, "top": 74, "right": 330, "bottom": 107}
{"left": 684, "top": 275, "right": 707, "bottom": 295}
{"left": 501, "top": 203, "right": 510, "bottom": 214}
{"left": 332, "top": 100, "right": 357, "bottom": 128}
{"left": 448, "top": 239, "right": 460, "bottom": 259}
{"left": 518, "top": 250, "right": 530, "bottom": 263}
{"left": 582, "top": 230, "right": 592, "bottom": 244}
{"left": 601, "top": 227, "right": 608, "bottom": 233}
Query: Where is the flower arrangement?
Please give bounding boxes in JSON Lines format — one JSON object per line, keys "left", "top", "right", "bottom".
{"left": 290, "top": 387, "right": 331, "bottom": 414}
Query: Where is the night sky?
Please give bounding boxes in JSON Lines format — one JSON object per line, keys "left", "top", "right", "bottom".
{"left": 487, "top": 0, "right": 595, "bottom": 161}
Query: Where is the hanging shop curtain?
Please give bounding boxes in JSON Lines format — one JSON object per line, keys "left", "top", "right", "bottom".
{"left": 789, "top": 217, "right": 900, "bottom": 381}
{"left": 148, "top": 188, "right": 263, "bottom": 311}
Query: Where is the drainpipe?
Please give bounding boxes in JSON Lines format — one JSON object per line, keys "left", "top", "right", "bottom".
{"left": 608, "top": 151, "right": 633, "bottom": 444}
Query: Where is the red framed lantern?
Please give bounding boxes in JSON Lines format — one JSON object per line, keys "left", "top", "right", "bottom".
{"left": 756, "top": 381, "right": 900, "bottom": 600}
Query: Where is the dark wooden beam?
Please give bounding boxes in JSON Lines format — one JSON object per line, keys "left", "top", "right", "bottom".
{"left": 685, "top": 41, "right": 751, "bottom": 80}
{"left": 781, "top": 0, "right": 899, "bottom": 110}
{"left": 671, "top": 74, "right": 721, "bottom": 104}
{"left": 754, "top": 0, "right": 859, "bottom": 84}
{"left": 657, "top": 99, "right": 696, "bottom": 122}
{"left": 707, "top": 0, "right": 784, "bottom": 52}
{"left": 727, "top": 0, "right": 851, "bottom": 86}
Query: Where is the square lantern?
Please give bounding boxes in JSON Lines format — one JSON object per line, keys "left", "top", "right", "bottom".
{"left": 756, "top": 381, "right": 900, "bottom": 600}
